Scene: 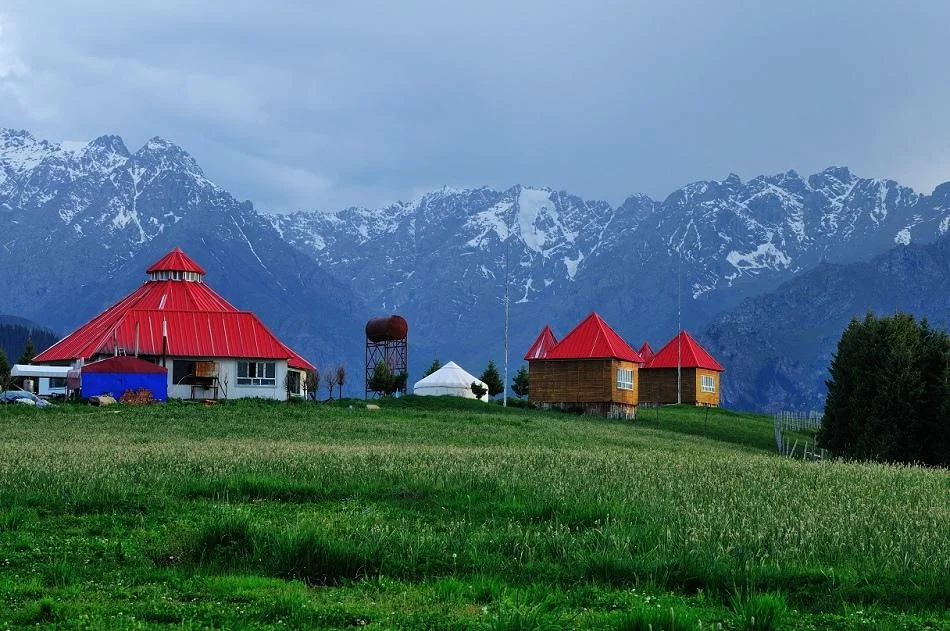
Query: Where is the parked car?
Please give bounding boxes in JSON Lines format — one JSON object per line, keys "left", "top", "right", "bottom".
{"left": 0, "top": 391, "right": 52, "bottom": 408}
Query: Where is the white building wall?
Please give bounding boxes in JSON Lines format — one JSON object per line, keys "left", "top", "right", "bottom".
{"left": 165, "top": 358, "right": 290, "bottom": 401}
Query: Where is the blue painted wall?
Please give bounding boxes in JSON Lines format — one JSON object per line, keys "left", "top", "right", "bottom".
{"left": 82, "top": 372, "right": 168, "bottom": 401}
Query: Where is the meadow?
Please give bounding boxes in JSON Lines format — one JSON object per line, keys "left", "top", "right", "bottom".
{"left": 0, "top": 398, "right": 947, "bottom": 630}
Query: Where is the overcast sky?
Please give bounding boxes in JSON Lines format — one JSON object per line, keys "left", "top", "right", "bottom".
{"left": 2, "top": 1, "right": 949, "bottom": 212}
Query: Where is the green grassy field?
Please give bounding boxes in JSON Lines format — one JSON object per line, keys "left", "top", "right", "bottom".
{"left": 0, "top": 398, "right": 947, "bottom": 630}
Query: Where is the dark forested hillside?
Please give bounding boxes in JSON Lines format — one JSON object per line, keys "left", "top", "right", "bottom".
{"left": 0, "top": 318, "right": 59, "bottom": 363}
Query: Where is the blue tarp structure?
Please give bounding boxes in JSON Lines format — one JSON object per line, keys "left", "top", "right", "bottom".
{"left": 81, "top": 356, "right": 168, "bottom": 401}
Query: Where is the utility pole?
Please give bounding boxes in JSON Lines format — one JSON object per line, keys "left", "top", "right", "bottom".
{"left": 503, "top": 240, "right": 510, "bottom": 408}
{"left": 677, "top": 250, "right": 682, "bottom": 405}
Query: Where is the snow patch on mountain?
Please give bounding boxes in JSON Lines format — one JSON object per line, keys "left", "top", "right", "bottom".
{"left": 517, "top": 188, "right": 553, "bottom": 252}
{"left": 564, "top": 252, "right": 584, "bottom": 280}
{"left": 516, "top": 278, "right": 535, "bottom": 304}
{"left": 894, "top": 228, "right": 911, "bottom": 245}
{"left": 466, "top": 201, "right": 512, "bottom": 247}
{"left": 726, "top": 242, "right": 792, "bottom": 272}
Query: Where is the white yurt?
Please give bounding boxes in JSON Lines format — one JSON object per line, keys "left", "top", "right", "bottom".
{"left": 412, "top": 361, "right": 489, "bottom": 401}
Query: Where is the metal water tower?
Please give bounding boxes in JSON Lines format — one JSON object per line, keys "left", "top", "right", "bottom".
{"left": 364, "top": 315, "right": 409, "bottom": 397}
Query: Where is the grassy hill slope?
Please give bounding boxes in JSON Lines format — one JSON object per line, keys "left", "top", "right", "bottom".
{"left": 0, "top": 399, "right": 947, "bottom": 629}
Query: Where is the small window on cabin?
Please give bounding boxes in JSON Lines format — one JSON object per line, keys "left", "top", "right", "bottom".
{"left": 701, "top": 374, "right": 715, "bottom": 393}
{"left": 617, "top": 367, "right": 633, "bottom": 390}
{"left": 237, "top": 361, "right": 277, "bottom": 386}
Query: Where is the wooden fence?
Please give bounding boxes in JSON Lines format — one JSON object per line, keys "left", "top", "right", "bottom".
{"left": 774, "top": 411, "right": 825, "bottom": 460}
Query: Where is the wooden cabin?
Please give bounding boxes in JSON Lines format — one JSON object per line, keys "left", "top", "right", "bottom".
{"left": 639, "top": 330, "right": 724, "bottom": 406}
{"left": 526, "top": 313, "right": 643, "bottom": 419}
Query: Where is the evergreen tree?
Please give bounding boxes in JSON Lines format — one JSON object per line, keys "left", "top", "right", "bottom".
{"left": 17, "top": 337, "right": 36, "bottom": 365}
{"left": 512, "top": 365, "right": 530, "bottom": 398}
{"left": 393, "top": 371, "right": 408, "bottom": 395}
{"left": 819, "top": 312, "right": 950, "bottom": 466}
{"left": 480, "top": 360, "right": 504, "bottom": 398}
{"left": 368, "top": 361, "right": 395, "bottom": 396}
{"left": 423, "top": 358, "right": 441, "bottom": 377}
{"left": 0, "top": 349, "right": 10, "bottom": 390}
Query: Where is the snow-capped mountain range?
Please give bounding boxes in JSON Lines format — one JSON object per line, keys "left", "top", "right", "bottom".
{"left": 3, "top": 127, "right": 950, "bottom": 408}
{"left": 0, "top": 128, "right": 364, "bottom": 372}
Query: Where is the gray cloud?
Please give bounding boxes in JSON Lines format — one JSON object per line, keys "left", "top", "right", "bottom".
{"left": 2, "top": 0, "right": 950, "bottom": 212}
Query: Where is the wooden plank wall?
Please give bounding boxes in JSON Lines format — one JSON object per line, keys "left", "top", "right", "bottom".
{"left": 639, "top": 367, "right": 697, "bottom": 404}
{"left": 529, "top": 359, "right": 638, "bottom": 405}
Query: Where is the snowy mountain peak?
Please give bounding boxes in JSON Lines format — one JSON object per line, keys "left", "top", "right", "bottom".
{"left": 134, "top": 137, "right": 201, "bottom": 168}
{"left": 0, "top": 128, "right": 58, "bottom": 173}
{"left": 814, "top": 165, "right": 855, "bottom": 184}
{"left": 74, "top": 135, "right": 131, "bottom": 171}
{"left": 932, "top": 182, "right": 950, "bottom": 201}
{"left": 722, "top": 172, "right": 743, "bottom": 187}
{"left": 130, "top": 136, "right": 211, "bottom": 186}
{"left": 87, "top": 134, "right": 130, "bottom": 155}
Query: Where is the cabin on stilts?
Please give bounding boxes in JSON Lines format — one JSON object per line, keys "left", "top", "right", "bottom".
{"left": 639, "top": 330, "right": 724, "bottom": 406}
{"left": 525, "top": 313, "right": 643, "bottom": 419}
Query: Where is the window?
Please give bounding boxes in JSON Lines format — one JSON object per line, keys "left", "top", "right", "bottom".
{"left": 173, "top": 360, "right": 196, "bottom": 384}
{"left": 49, "top": 377, "right": 67, "bottom": 389}
{"left": 238, "top": 361, "right": 276, "bottom": 386}
{"left": 286, "top": 370, "right": 301, "bottom": 395}
{"left": 617, "top": 367, "right": 634, "bottom": 390}
{"left": 701, "top": 374, "right": 716, "bottom": 393}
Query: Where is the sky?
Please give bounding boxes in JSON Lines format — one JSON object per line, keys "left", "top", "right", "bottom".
{"left": 2, "top": 1, "right": 950, "bottom": 213}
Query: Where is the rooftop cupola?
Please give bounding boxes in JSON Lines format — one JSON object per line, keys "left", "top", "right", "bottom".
{"left": 145, "top": 247, "right": 206, "bottom": 282}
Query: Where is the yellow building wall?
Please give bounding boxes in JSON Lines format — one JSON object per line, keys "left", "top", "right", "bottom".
{"left": 694, "top": 369, "right": 720, "bottom": 406}
{"left": 609, "top": 360, "right": 639, "bottom": 406}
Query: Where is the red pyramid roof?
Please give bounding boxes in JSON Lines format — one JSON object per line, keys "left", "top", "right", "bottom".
{"left": 544, "top": 312, "right": 643, "bottom": 362}
{"left": 146, "top": 247, "right": 206, "bottom": 274}
{"left": 524, "top": 325, "right": 558, "bottom": 361}
{"left": 35, "top": 251, "right": 314, "bottom": 371}
{"left": 638, "top": 342, "right": 654, "bottom": 363}
{"left": 645, "top": 330, "right": 723, "bottom": 372}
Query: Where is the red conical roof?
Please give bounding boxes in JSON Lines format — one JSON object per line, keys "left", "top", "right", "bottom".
{"left": 524, "top": 325, "right": 558, "bottom": 361}
{"left": 544, "top": 312, "right": 643, "bottom": 362}
{"left": 638, "top": 342, "right": 654, "bottom": 363}
{"left": 645, "top": 330, "right": 723, "bottom": 371}
{"left": 146, "top": 247, "right": 206, "bottom": 274}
